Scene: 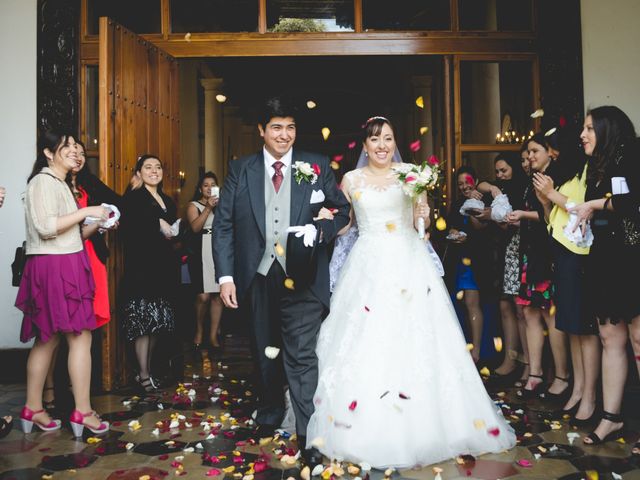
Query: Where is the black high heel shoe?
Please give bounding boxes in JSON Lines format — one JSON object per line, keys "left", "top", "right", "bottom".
{"left": 541, "top": 375, "right": 571, "bottom": 403}
{"left": 0, "top": 416, "right": 13, "bottom": 439}
{"left": 516, "top": 373, "right": 545, "bottom": 400}
{"left": 43, "top": 387, "right": 56, "bottom": 412}
{"left": 570, "top": 407, "right": 599, "bottom": 428}
{"left": 583, "top": 411, "right": 624, "bottom": 445}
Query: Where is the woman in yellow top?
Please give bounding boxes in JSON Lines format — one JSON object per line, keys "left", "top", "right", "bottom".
{"left": 533, "top": 125, "right": 599, "bottom": 426}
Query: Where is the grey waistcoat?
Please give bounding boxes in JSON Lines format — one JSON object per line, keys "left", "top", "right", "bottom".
{"left": 257, "top": 166, "right": 292, "bottom": 275}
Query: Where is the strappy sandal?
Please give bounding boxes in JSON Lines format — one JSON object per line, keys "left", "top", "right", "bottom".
{"left": 516, "top": 373, "right": 544, "bottom": 400}
{"left": 541, "top": 375, "right": 571, "bottom": 402}
{"left": 583, "top": 411, "right": 624, "bottom": 445}
{"left": 43, "top": 387, "right": 56, "bottom": 412}
{"left": 136, "top": 375, "right": 158, "bottom": 393}
{"left": 0, "top": 416, "right": 13, "bottom": 439}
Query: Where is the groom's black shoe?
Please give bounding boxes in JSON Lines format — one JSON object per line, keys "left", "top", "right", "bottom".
{"left": 255, "top": 423, "right": 277, "bottom": 439}
{"left": 298, "top": 436, "right": 324, "bottom": 469}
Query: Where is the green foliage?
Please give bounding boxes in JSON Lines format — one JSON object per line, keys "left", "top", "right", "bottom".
{"left": 270, "top": 18, "right": 326, "bottom": 33}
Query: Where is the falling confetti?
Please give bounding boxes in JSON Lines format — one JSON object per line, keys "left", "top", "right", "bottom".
{"left": 494, "top": 337, "right": 503, "bottom": 352}
{"left": 419, "top": 126, "right": 429, "bottom": 135}
{"left": 348, "top": 141, "right": 357, "bottom": 149}
{"left": 409, "top": 140, "right": 421, "bottom": 152}
{"left": 386, "top": 222, "right": 396, "bottom": 232}
{"left": 456, "top": 291, "right": 465, "bottom": 300}
{"left": 435, "top": 217, "right": 447, "bottom": 231}
{"left": 321, "top": 127, "right": 331, "bottom": 141}
{"left": 415, "top": 96, "right": 424, "bottom": 108}
{"left": 516, "top": 459, "right": 533, "bottom": 467}
{"left": 530, "top": 109, "right": 544, "bottom": 118}
{"left": 330, "top": 161, "right": 340, "bottom": 170}
{"left": 348, "top": 400, "right": 358, "bottom": 411}
{"left": 307, "top": 100, "right": 317, "bottom": 109}
{"left": 462, "top": 257, "right": 472, "bottom": 266}
{"left": 284, "top": 278, "right": 295, "bottom": 290}
{"left": 264, "top": 346, "right": 280, "bottom": 359}
{"left": 184, "top": 33, "right": 191, "bottom": 42}
{"left": 479, "top": 367, "right": 491, "bottom": 377}
{"left": 333, "top": 154, "right": 344, "bottom": 162}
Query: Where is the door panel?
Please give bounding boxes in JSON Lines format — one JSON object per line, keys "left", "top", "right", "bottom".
{"left": 99, "top": 17, "right": 180, "bottom": 390}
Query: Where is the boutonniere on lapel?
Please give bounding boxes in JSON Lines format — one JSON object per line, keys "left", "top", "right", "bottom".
{"left": 292, "top": 161, "right": 320, "bottom": 185}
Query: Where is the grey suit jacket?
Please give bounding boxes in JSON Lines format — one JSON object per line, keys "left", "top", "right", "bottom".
{"left": 212, "top": 149, "right": 350, "bottom": 307}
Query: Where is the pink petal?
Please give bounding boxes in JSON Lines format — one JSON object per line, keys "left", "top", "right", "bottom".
{"left": 206, "top": 468, "right": 222, "bottom": 476}
{"left": 158, "top": 454, "right": 169, "bottom": 460}
{"left": 410, "top": 140, "right": 421, "bottom": 152}
{"left": 517, "top": 459, "right": 533, "bottom": 467}
{"left": 349, "top": 400, "right": 358, "bottom": 411}
{"left": 428, "top": 155, "right": 439, "bottom": 166}
{"left": 487, "top": 427, "right": 500, "bottom": 436}
{"left": 348, "top": 141, "right": 357, "bottom": 149}
{"left": 398, "top": 392, "right": 411, "bottom": 400}
{"left": 559, "top": 116, "right": 567, "bottom": 128}
{"left": 333, "top": 154, "right": 344, "bottom": 162}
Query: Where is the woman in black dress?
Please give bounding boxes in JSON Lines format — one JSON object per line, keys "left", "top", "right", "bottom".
{"left": 569, "top": 106, "right": 640, "bottom": 450}
{"left": 121, "top": 154, "right": 180, "bottom": 392}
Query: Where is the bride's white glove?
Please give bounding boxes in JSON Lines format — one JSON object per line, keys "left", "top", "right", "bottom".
{"left": 286, "top": 224, "right": 317, "bottom": 247}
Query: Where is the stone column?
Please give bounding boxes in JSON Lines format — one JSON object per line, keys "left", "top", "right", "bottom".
{"left": 411, "top": 76, "right": 434, "bottom": 160}
{"left": 200, "top": 78, "right": 224, "bottom": 177}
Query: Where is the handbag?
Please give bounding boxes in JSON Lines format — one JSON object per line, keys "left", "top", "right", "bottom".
{"left": 11, "top": 241, "right": 26, "bottom": 287}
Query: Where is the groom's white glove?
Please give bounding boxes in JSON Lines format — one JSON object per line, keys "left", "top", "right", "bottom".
{"left": 286, "top": 224, "right": 317, "bottom": 247}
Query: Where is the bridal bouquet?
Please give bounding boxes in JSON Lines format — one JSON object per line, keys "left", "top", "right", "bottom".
{"left": 392, "top": 155, "right": 441, "bottom": 198}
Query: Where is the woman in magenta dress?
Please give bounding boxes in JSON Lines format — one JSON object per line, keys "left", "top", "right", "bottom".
{"left": 15, "top": 131, "right": 110, "bottom": 436}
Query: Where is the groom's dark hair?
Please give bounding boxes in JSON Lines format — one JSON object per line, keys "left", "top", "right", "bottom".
{"left": 259, "top": 96, "right": 298, "bottom": 127}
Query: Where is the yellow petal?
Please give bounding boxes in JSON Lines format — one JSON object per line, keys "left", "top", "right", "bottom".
{"left": 462, "top": 257, "right": 472, "bottom": 266}
{"left": 385, "top": 222, "right": 396, "bottom": 232}
{"left": 415, "top": 96, "right": 424, "bottom": 108}
{"left": 435, "top": 217, "right": 447, "bottom": 231}
{"left": 321, "top": 127, "right": 331, "bottom": 141}
{"left": 184, "top": 32, "right": 191, "bottom": 42}
{"left": 330, "top": 161, "right": 340, "bottom": 170}
{"left": 307, "top": 100, "right": 317, "bottom": 109}
{"left": 456, "top": 291, "right": 465, "bottom": 300}
{"left": 473, "top": 419, "right": 486, "bottom": 430}
{"left": 139, "top": 476, "right": 151, "bottom": 480}
{"left": 466, "top": 343, "right": 474, "bottom": 351}
{"left": 347, "top": 465, "right": 360, "bottom": 475}
{"left": 259, "top": 437, "right": 272, "bottom": 446}
{"left": 493, "top": 337, "right": 503, "bottom": 352}
{"left": 549, "top": 305, "right": 557, "bottom": 316}
{"left": 301, "top": 466, "right": 311, "bottom": 480}
{"left": 479, "top": 367, "right": 490, "bottom": 377}
{"left": 284, "top": 278, "right": 295, "bottom": 290}
{"left": 223, "top": 466, "right": 236, "bottom": 473}
{"left": 275, "top": 243, "right": 285, "bottom": 257}
{"left": 353, "top": 191, "right": 362, "bottom": 201}
{"left": 530, "top": 108, "right": 544, "bottom": 118}
{"left": 605, "top": 192, "right": 612, "bottom": 198}
{"left": 586, "top": 471, "right": 599, "bottom": 480}
{"left": 616, "top": 437, "right": 626, "bottom": 444}
{"left": 419, "top": 126, "right": 429, "bottom": 135}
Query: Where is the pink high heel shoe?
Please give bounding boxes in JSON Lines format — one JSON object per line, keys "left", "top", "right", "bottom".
{"left": 20, "top": 406, "right": 61, "bottom": 433}
{"left": 69, "top": 410, "right": 109, "bottom": 437}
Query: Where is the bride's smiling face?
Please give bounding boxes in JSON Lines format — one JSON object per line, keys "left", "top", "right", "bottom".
{"left": 364, "top": 123, "right": 396, "bottom": 168}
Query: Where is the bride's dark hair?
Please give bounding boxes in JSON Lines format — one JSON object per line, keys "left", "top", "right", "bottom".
{"left": 362, "top": 116, "right": 395, "bottom": 141}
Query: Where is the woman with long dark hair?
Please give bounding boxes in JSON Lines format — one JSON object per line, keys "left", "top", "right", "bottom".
{"left": 186, "top": 171, "right": 223, "bottom": 352}
{"left": 16, "top": 131, "right": 110, "bottom": 436}
{"left": 121, "top": 154, "right": 180, "bottom": 393}
{"left": 569, "top": 106, "right": 640, "bottom": 449}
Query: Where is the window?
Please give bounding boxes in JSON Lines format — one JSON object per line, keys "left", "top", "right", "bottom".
{"left": 267, "top": 0, "right": 354, "bottom": 32}
{"left": 362, "top": 0, "right": 450, "bottom": 31}
{"left": 87, "top": 0, "right": 161, "bottom": 35}
{"left": 171, "top": 0, "right": 259, "bottom": 33}
{"left": 459, "top": 0, "right": 533, "bottom": 31}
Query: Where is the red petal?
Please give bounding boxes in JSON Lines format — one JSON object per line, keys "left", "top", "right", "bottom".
{"left": 428, "top": 155, "right": 439, "bottom": 166}
{"left": 348, "top": 141, "right": 357, "bottom": 149}
{"left": 559, "top": 116, "right": 567, "bottom": 128}
{"left": 364, "top": 306, "right": 370, "bottom": 312}
{"left": 398, "top": 392, "right": 411, "bottom": 400}
{"left": 410, "top": 140, "right": 421, "bottom": 152}
{"left": 487, "top": 427, "right": 500, "bottom": 436}
{"left": 517, "top": 459, "right": 533, "bottom": 467}
{"left": 348, "top": 400, "right": 358, "bottom": 411}
{"left": 465, "top": 175, "right": 475, "bottom": 187}
{"left": 159, "top": 454, "right": 169, "bottom": 460}
{"left": 333, "top": 154, "right": 344, "bottom": 162}
{"left": 312, "top": 163, "right": 321, "bottom": 175}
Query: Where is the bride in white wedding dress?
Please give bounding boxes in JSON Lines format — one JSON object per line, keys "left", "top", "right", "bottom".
{"left": 306, "top": 117, "right": 516, "bottom": 468}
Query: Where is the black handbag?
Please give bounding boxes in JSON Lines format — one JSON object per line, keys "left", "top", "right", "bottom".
{"left": 11, "top": 241, "right": 26, "bottom": 287}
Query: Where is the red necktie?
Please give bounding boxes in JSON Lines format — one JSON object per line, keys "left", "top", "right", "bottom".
{"left": 272, "top": 161, "right": 284, "bottom": 193}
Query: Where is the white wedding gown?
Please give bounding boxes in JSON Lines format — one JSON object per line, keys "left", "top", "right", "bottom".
{"left": 306, "top": 168, "right": 516, "bottom": 468}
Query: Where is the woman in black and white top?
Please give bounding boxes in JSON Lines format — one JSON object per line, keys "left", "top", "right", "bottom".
{"left": 187, "top": 172, "right": 223, "bottom": 352}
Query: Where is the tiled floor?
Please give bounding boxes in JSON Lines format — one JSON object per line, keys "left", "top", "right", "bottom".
{"left": 1, "top": 336, "right": 639, "bottom": 480}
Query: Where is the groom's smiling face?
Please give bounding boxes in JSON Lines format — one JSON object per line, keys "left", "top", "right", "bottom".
{"left": 259, "top": 116, "right": 296, "bottom": 160}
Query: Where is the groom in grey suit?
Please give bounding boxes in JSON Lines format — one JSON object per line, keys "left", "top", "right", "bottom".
{"left": 212, "top": 96, "right": 350, "bottom": 462}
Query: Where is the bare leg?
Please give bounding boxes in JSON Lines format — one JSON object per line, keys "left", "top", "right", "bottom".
{"left": 43, "top": 343, "right": 60, "bottom": 405}
{"left": 464, "top": 289, "right": 483, "bottom": 363}
{"left": 523, "top": 306, "right": 545, "bottom": 390}
{"left": 209, "top": 294, "right": 223, "bottom": 347}
{"left": 574, "top": 334, "right": 600, "bottom": 420}
{"left": 631, "top": 316, "right": 640, "bottom": 455}
{"left": 585, "top": 321, "right": 627, "bottom": 443}
{"left": 25, "top": 335, "right": 60, "bottom": 425}
{"left": 495, "top": 297, "right": 519, "bottom": 374}
{"left": 515, "top": 302, "right": 530, "bottom": 383}
{"left": 543, "top": 311, "right": 569, "bottom": 394}
{"left": 148, "top": 333, "right": 158, "bottom": 375}
{"left": 66, "top": 330, "right": 103, "bottom": 429}
{"left": 563, "top": 335, "right": 583, "bottom": 411}
{"left": 135, "top": 335, "right": 151, "bottom": 379}
{"left": 193, "top": 293, "right": 209, "bottom": 346}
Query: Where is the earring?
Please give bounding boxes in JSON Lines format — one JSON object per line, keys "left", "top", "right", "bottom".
{"left": 365, "top": 151, "right": 368, "bottom": 157}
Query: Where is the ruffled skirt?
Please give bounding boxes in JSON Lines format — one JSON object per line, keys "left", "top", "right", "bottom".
{"left": 16, "top": 251, "right": 96, "bottom": 343}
